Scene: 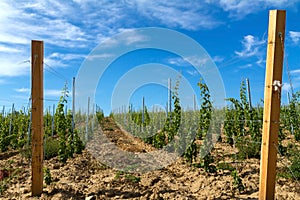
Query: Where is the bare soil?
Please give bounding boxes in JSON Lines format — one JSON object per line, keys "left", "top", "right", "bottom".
{"left": 0, "top": 117, "right": 299, "bottom": 199}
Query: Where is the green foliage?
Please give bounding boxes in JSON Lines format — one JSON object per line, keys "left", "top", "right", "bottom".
{"left": 144, "top": 77, "right": 182, "bottom": 149}
{"left": 55, "top": 88, "right": 69, "bottom": 162}
{"left": 0, "top": 115, "right": 10, "bottom": 152}
{"left": 184, "top": 142, "right": 198, "bottom": 163}
{"left": 0, "top": 169, "right": 9, "bottom": 194}
{"left": 73, "top": 129, "right": 84, "bottom": 154}
{"left": 44, "top": 111, "right": 53, "bottom": 137}
{"left": 0, "top": 109, "right": 30, "bottom": 152}
{"left": 231, "top": 169, "right": 244, "bottom": 192}
{"left": 130, "top": 106, "right": 150, "bottom": 127}
{"left": 184, "top": 80, "right": 214, "bottom": 168}
{"left": 96, "top": 106, "right": 105, "bottom": 125}
{"left": 217, "top": 162, "right": 235, "bottom": 171}
{"left": 287, "top": 92, "right": 300, "bottom": 141}
{"left": 224, "top": 79, "right": 262, "bottom": 159}
{"left": 181, "top": 79, "right": 216, "bottom": 174}
{"left": 279, "top": 144, "right": 300, "bottom": 180}
{"left": 44, "top": 137, "right": 59, "bottom": 160}
{"left": 55, "top": 83, "right": 84, "bottom": 163}
{"left": 197, "top": 79, "right": 212, "bottom": 140}
{"left": 114, "top": 171, "right": 141, "bottom": 183}
{"left": 193, "top": 152, "right": 217, "bottom": 173}
{"left": 43, "top": 167, "right": 52, "bottom": 185}
{"left": 289, "top": 148, "right": 300, "bottom": 180}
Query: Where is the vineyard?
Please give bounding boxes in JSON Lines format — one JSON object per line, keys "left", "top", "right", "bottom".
{"left": 0, "top": 78, "right": 299, "bottom": 199}
{"left": 0, "top": 7, "right": 299, "bottom": 200}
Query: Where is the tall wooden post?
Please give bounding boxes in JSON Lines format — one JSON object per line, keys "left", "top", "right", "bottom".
{"left": 142, "top": 96, "right": 145, "bottom": 124}
{"left": 259, "top": 10, "right": 286, "bottom": 200}
{"left": 168, "top": 78, "right": 172, "bottom": 113}
{"left": 85, "top": 96, "right": 90, "bottom": 141}
{"left": 193, "top": 94, "right": 197, "bottom": 111}
{"left": 31, "top": 40, "right": 44, "bottom": 196}
{"left": 72, "top": 77, "right": 75, "bottom": 133}
{"left": 246, "top": 78, "right": 252, "bottom": 109}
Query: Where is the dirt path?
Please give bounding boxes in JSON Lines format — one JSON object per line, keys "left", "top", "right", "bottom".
{"left": 99, "top": 117, "right": 155, "bottom": 152}
{"left": 0, "top": 117, "right": 299, "bottom": 199}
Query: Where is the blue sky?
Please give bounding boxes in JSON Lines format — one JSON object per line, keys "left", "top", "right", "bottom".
{"left": 0, "top": 0, "right": 300, "bottom": 115}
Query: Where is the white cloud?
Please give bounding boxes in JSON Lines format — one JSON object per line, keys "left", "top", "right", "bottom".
{"left": 235, "top": 35, "right": 265, "bottom": 58}
{"left": 289, "top": 31, "right": 300, "bottom": 44}
{"left": 0, "top": 45, "right": 22, "bottom": 53}
{"left": 44, "top": 57, "right": 67, "bottom": 68}
{"left": 86, "top": 54, "right": 115, "bottom": 61}
{"left": 14, "top": 88, "right": 30, "bottom": 93}
{"left": 186, "top": 70, "right": 199, "bottom": 76}
{"left": 49, "top": 53, "right": 86, "bottom": 61}
{"left": 168, "top": 57, "right": 188, "bottom": 66}
{"left": 1, "top": 0, "right": 298, "bottom": 80}
{"left": 99, "top": 28, "right": 149, "bottom": 49}
{"left": 209, "top": 0, "right": 299, "bottom": 18}
{"left": 15, "top": 87, "right": 63, "bottom": 97}
{"left": 256, "top": 58, "right": 265, "bottom": 66}
{"left": 291, "top": 69, "right": 300, "bottom": 74}
{"left": 0, "top": 59, "right": 30, "bottom": 77}
{"left": 167, "top": 56, "right": 210, "bottom": 68}
{"left": 282, "top": 70, "right": 300, "bottom": 92}
{"left": 185, "top": 56, "right": 210, "bottom": 67}
{"left": 133, "top": 0, "right": 221, "bottom": 30}
{"left": 45, "top": 89, "right": 63, "bottom": 97}
{"left": 239, "top": 64, "right": 253, "bottom": 69}
{"left": 282, "top": 82, "right": 291, "bottom": 92}
{"left": 212, "top": 56, "right": 225, "bottom": 63}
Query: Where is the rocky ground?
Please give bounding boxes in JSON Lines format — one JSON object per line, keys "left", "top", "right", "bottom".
{"left": 0, "top": 117, "right": 299, "bottom": 199}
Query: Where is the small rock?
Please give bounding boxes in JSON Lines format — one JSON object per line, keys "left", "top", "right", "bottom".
{"left": 20, "top": 187, "right": 29, "bottom": 194}
{"left": 53, "top": 163, "right": 60, "bottom": 169}
{"left": 75, "top": 176, "right": 82, "bottom": 181}
{"left": 85, "top": 195, "right": 96, "bottom": 200}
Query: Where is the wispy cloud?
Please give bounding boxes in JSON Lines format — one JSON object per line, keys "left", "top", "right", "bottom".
{"left": 98, "top": 28, "right": 150, "bottom": 49}
{"left": 86, "top": 53, "right": 115, "bottom": 61}
{"left": 212, "top": 56, "right": 225, "bottom": 63}
{"left": 0, "top": 60, "right": 30, "bottom": 77}
{"left": 168, "top": 57, "right": 188, "bottom": 67}
{"left": 282, "top": 82, "right": 291, "bottom": 92}
{"left": 208, "top": 0, "right": 299, "bottom": 18}
{"left": 133, "top": 0, "right": 222, "bottom": 30}
{"left": 50, "top": 53, "right": 85, "bottom": 60}
{"left": 291, "top": 69, "right": 300, "bottom": 74}
{"left": 256, "top": 58, "right": 265, "bottom": 66}
{"left": 15, "top": 87, "right": 64, "bottom": 97}
{"left": 235, "top": 35, "right": 265, "bottom": 58}
{"left": 282, "top": 69, "right": 300, "bottom": 92}
{"left": 289, "top": 31, "right": 300, "bottom": 44}
{"left": 14, "top": 88, "right": 30, "bottom": 93}
{"left": 186, "top": 70, "right": 199, "bottom": 76}
{"left": 239, "top": 64, "right": 253, "bottom": 69}
{"left": 0, "top": 45, "right": 22, "bottom": 53}
{"left": 0, "top": 0, "right": 298, "bottom": 80}
{"left": 168, "top": 56, "right": 210, "bottom": 68}
{"left": 44, "top": 89, "right": 63, "bottom": 97}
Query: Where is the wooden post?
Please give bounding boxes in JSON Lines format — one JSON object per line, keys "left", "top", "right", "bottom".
{"left": 72, "top": 77, "right": 75, "bottom": 133}
{"left": 168, "top": 78, "right": 172, "bottom": 113}
{"left": 85, "top": 97, "right": 90, "bottom": 141}
{"left": 52, "top": 104, "right": 55, "bottom": 137}
{"left": 31, "top": 40, "right": 44, "bottom": 196}
{"left": 246, "top": 78, "right": 252, "bottom": 109}
{"left": 259, "top": 10, "right": 286, "bottom": 200}
{"left": 142, "top": 97, "right": 145, "bottom": 124}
